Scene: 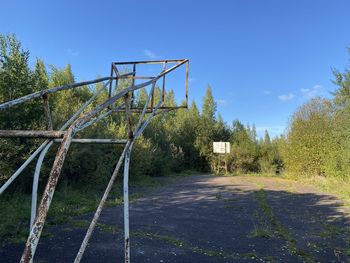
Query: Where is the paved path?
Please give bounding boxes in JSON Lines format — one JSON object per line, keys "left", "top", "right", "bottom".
{"left": 1, "top": 175, "right": 350, "bottom": 262}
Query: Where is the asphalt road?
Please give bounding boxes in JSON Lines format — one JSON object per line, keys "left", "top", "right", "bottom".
{"left": 1, "top": 175, "right": 350, "bottom": 262}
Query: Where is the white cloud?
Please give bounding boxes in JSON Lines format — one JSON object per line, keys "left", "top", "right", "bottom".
{"left": 278, "top": 93, "right": 295, "bottom": 101}
{"left": 301, "top": 85, "right": 324, "bottom": 99}
{"left": 216, "top": 99, "right": 227, "bottom": 106}
{"left": 263, "top": 90, "right": 271, "bottom": 95}
{"left": 144, "top": 49, "right": 159, "bottom": 59}
{"left": 67, "top": 48, "right": 80, "bottom": 57}
{"left": 188, "top": 77, "right": 195, "bottom": 83}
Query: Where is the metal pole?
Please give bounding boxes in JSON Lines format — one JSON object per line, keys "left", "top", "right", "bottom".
{"left": 0, "top": 130, "right": 66, "bottom": 138}
{"left": 123, "top": 142, "right": 133, "bottom": 263}
{"left": 30, "top": 142, "right": 53, "bottom": 230}
{"left": 0, "top": 76, "right": 113, "bottom": 110}
{"left": 53, "top": 139, "right": 128, "bottom": 144}
{"left": 185, "top": 61, "right": 189, "bottom": 108}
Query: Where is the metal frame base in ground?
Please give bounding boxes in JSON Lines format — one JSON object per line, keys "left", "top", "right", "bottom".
{"left": 0, "top": 59, "right": 189, "bottom": 263}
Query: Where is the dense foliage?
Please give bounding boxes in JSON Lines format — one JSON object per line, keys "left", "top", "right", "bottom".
{"left": 281, "top": 47, "right": 350, "bottom": 179}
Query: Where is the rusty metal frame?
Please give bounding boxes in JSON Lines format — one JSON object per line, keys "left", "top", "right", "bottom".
{"left": 0, "top": 59, "right": 189, "bottom": 263}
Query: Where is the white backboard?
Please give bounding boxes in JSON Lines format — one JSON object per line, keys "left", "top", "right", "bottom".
{"left": 213, "top": 142, "right": 230, "bottom": 154}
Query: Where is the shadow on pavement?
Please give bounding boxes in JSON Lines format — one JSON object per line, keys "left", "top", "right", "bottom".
{"left": 1, "top": 175, "right": 349, "bottom": 262}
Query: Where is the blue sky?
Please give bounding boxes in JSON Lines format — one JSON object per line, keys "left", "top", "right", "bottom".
{"left": 1, "top": 0, "right": 350, "bottom": 137}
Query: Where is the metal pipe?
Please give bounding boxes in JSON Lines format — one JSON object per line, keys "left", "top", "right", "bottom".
{"left": 113, "top": 59, "right": 187, "bottom": 65}
{"left": 185, "top": 61, "right": 189, "bottom": 108}
{"left": 134, "top": 81, "right": 156, "bottom": 131}
{"left": 135, "top": 99, "right": 162, "bottom": 138}
{"left": 162, "top": 62, "right": 166, "bottom": 103}
{"left": 123, "top": 142, "right": 134, "bottom": 263}
{"left": 108, "top": 64, "right": 114, "bottom": 99}
{"left": 76, "top": 104, "right": 125, "bottom": 132}
{"left": 0, "top": 72, "right": 134, "bottom": 110}
{"left": 0, "top": 76, "right": 112, "bottom": 110}
{"left": 30, "top": 142, "right": 53, "bottom": 229}
{"left": 0, "top": 130, "right": 66, "bottom": 138}
{"left": 53, "top": 139, "right": 128, "bottom": 144}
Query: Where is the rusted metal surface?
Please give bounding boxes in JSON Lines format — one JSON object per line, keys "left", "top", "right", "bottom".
{"left": 0, "top": 130, "right": 66, "bottom": 138}
{"left": 21, "top": 128, "right": 74, "bottom": 263}
{"left": 30, "top": 142, "right": 53, "bottom": 230}
{"left": 0, "top": 76, "right": 112, "bottom": 110}
{"left": 54, "top": 138, "right": 127, "bottom": 144}
{"left": 162, "top": 62, "right": 166, "bottom": 102}
{"left": 20, "top": 75, "right": 155, "bottom": 261}
{"left": 185, "top": 61, "right": 189, "bottom": 107}
{"left": 108, "top": 63, "right": 114, "bottom": 99}
{"left": 0, "top": 59, "right": 189, "bottom": 263}
{"left": 131, "top": 64, "right": 136, "bottom": 105}
{"left": 76, "top": 103, "right": 125, "bottom": 132}
{"left": 124, "top": 93, "right": 133, "bottom": 139}
{"left": 123, "top": 142, "right": 133, "bottom": 263}
{"left": 113, "top": 59, "right": 187, "bottom": 65}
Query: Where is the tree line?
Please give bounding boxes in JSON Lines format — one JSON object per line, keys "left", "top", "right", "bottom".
{"left": 1, "top": 34, "right": 348, "bottom": 194}
{"left": 0, "top": 34, "right": 283, "bottom": 193}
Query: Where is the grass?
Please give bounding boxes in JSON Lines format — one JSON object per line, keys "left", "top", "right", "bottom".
{"left": 0, "top": 174, "right": 164, "bottom": 246}
{"left": 132, "top": 230, "right": 255, "bottom": 260}
{"left": 228, "top": 171, "right": 350, "bottom": 207}
{"left": 254, "top": 189, "right": 314, "bottom": 263}
{"left": 287, "top": 174, "right": 350, "bottom": 207}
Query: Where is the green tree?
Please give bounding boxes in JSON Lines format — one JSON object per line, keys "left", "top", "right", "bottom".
{"left": 0, "top": 34, "right": 44, "bottom": 188}
{"left": 282, "top": 98, "right": 333, "bottom": 177}
{"left": 195, "top": 85, "right": 217, "bottom": 170}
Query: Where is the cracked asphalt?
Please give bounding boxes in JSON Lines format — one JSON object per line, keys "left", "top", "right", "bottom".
{"left": 1, "top": 175, "right": 350, "bottom": 262}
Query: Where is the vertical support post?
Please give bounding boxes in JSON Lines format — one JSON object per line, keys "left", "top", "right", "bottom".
{"left": 131, "top": 64, "right": 136, "bottom": 105}
{"left": 123, "top": 142, "right": 133, "bottom": 263}
{"left": 42, "top": 93, "right": 53, "bottom": 130}
{"left": 112, "top": 64, "right": 119, "bottom": 96}
{"left": 108, "top": 63, "right": 114, "bottom": 99}
{"left": 185, "top": 61, "right": 189, "bottom": 108}
{"left": 124, "top": 93, "right": 133, "bottom": 139}
{"left": 162, "top": 62, "right": 166, "bottom": 103}
{"left": 217, "top": 154, "right": 220, "bottom": 174}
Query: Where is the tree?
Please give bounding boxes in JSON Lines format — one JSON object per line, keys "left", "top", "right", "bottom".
{"left": 194, "top": 85, "right": 217, "bottom": 170}
{"left": 202, "top": 85, "right": 216, "bottom": 123}
{"left": 332, "top": 47, "right": 350, "bottom": 107}
{"left": 282, "top": 98, "right": 333, "bottom": 177}
{"left": 0, "top": 34, "right": 44, "bottom": 189}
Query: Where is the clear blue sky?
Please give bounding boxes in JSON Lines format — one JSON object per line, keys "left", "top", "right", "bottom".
{"left": 1, "top": 0, "right": 350, "bottom": 137}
